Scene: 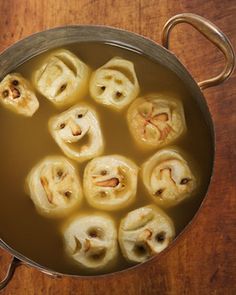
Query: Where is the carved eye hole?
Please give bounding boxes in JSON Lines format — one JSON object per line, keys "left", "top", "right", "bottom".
{"left": 89, "top": 249, "right": 106, "bottom": 260}
{"left": 64, "top": 191, "right": 72, "bottom": 198}
{"left": 2, "top": 90, "right": 9, "bottom": 98}
{"left": 12, "top": 80, "right": 19, "bottom": 86}
{"left": 55, "top": 83, "right": 68, "bottom": 96}
{"left": 59, "top": 123, "right": 66, "bottom": 129}
{"left": 100, "top": 170, "right": 107, "bottom": 176}
{"left": 155, "top": 231, "right": 166, "bottom": 243}
{"left": 154, "top": 189, "right": 164, "bottom": 197}
{"left": 113, "top": 91, "right": 124, "bottom": 101}
{"left": 87, "top": 227, "right": 104, "bottom": 239}
{"left": 97, "top": 85, "right": 106, "bottom": 95}
{"left": 60, "top": 84, "right": 67, "bottom": 91}
{"left": 57, "top": 169, "right": 63, "bottom": 178}
{"left": 77, "top": 113, "right": 83, "bottom": 118}
{"left": 133, "top": 244, "right": 147, "bottom": 257}
{"left": 180, "top": 178, "right": 190, "bottom": 185}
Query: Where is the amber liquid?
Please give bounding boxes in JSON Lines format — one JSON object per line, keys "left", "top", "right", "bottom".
{"left": 0, "top": 43, "right": 214, "bottom": 275}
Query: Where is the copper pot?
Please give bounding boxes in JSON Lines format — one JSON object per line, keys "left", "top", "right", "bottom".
{"left": 0, "top": 13, "right": 234, "bottom": 290}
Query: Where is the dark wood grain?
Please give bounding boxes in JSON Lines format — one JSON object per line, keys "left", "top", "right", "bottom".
{"left": 0, "top": 0, "right": 235, "bottom": 294}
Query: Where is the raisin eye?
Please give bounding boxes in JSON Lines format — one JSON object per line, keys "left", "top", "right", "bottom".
{"left": 101, "top": 86, "right": 106, "bottom": 91}
{"left": 60, "top": 123, "right": 66, "bottom": 129}
{"left": 101, "top": 170, "right": 107, "bottom": 176}
{"left": 77, "top": 114, "right": 83, "bottom": 118}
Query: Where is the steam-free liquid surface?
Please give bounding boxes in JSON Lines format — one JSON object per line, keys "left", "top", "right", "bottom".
{"left": 0, "top": 42, "right": 214, "bottom": 275}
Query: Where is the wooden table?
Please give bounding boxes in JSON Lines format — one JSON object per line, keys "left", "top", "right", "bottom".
{"left": 0, "top": 0, "right": 235, "bottom": 294}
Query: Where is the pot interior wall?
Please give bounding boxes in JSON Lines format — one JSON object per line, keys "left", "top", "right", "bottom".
{"left": 0, "top": 26, "right": 214, "bottom": 276}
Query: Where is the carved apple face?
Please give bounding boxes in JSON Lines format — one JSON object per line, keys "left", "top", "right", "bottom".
{"left": 26, "top": 156, "right": 83, "bottom": 218}
{"left": 63, "top": 214, "right": 118, "bottom": 270}
{"left": 49, "top": 104, "right": 104, "bottom": 163}
{"left": 33, "top": 49, "right": 90, "bottom": 107}
{"left": 83, "top": 155, "right": 138, "bottom": 211}
{"left": 119, "top": 205, "right": 175, "bottom": 263}
{"left": 0, "top": 73, "right": 39, "bottom": 116}
{"left": 141, "top": 149, "right": 197, "bottom": 207}
{"left": 127, "top": 95, "right": 186, "bottom": 149}
{"left": 90, "top": 57, "right": 139, "bottom": 111}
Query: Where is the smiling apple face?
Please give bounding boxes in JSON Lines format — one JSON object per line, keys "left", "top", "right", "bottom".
{"left": 49, "top": 104, "right": 104, "bottom": 163}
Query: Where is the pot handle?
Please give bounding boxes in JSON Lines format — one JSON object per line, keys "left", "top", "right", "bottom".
{"left": 0, "top": 257, "right": 21, "bottom": 290}
{"left": 161, "top": 13, "right": 235, "bottom": 90}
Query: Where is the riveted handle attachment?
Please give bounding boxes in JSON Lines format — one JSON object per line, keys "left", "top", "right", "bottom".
{"left": 161, "top": 13, "right": 235, "bottom": 90}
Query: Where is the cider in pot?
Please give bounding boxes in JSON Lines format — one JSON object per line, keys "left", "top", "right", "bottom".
{"left": 0, "top": 42, "right": 213, "bottom": 275}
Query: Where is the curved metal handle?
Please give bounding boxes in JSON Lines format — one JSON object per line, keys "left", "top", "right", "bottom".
{"left": 0, "top": 257, "right": 21, "bottom": 290}
{"left": 161, "top": 13, "right": 235, "bottom": 90}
